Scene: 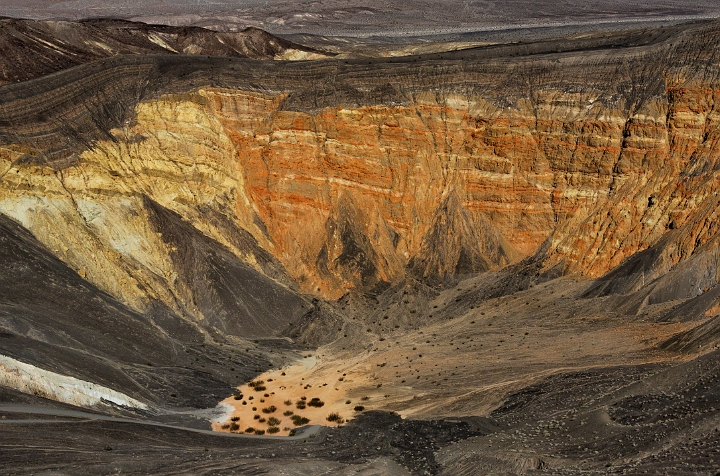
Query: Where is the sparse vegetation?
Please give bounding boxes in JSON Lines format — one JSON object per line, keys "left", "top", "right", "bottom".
{"left": 267, "top": 417, "right": 281, "bottom": 426}
{"left": 354, "top": 405, "right": 365, "bottom": 412}
{"left": 326, "top": 412, "right": 344, "bottom": 423}
{"left": 267, "top": 426, "right": 280, "bottom": 434}
{"left": 244, "top": 427, "right": 255, "bottom": 433}
{"left": 254, "top": 429, "right": 265, "bottom": 435}
{"left": 291, "top": 415, "right": 310, "bottom": 426}
{"left": 284, "top": 399, "right": 292, "bottom": 406}
{"left": 229, "top": 422, "right": 240, "bottom": 432}
{"left": 308, "top": 397, "right": 325, "bottom": 407}
{"left": 230, "top": 416, "right": 240, "bottom": 422}
{"left": 283, "top": 410, "right": 294, "bottom": 416}
{"left": 261, "top": 405, "right": 277, "bottom": 414}
{"left": 248, "top": 380, "right": 266, "bottom": 392}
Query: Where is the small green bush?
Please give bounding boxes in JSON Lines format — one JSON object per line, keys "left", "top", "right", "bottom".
{"left": 261, "top": 405, "right": 277, "bottom": 414}
{"left": 354, "top": 405, "right": 365, "bottom": 412}
{"left": 267, "top": 417, "right": 281, "bottom": 426}
{"left": 267, "top": 426, "right": 280, "bottom": 434}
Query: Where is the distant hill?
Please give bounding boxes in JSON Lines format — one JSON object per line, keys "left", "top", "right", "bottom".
{"left": 0, "top": 18, "right": 334, "bottom": 84}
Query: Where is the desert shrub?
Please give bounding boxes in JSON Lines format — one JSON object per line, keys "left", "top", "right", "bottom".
{"left": 308, "top": 398, "right": 325, "bottom": 408}
{"left": 326, "top": 412, "right": 344, "bottom": 423}
{"left": 244, "top": 427, "right": 255, "bottom": 433}
{"left": 221, "top": 424, "right": 230, "bottom": 429}
{"left": 248, "top": 380, "right": 266, "bottom": 392}
{"left": 261, "top": 405, "right": 277, "bottom": 414}
{"left": 289, "top": 429, "right": 297, "bottom": 436}
{"left": 354, "top": 405, "right": 365, "bottom": 412}
{"left": 229, "top": 422, "right": 240, "bottom": 431}
{"left": 254, "top": 429, "right": 265, "bottom": 435}
{"left": 296, "top": 401, "right": 306, "bottom": 409}
{"left": 284, "top": 399, "right": 292, "bottom": 406}
{"left": 233, "top": 394, "right": 243, "bottom": 400}
{"left": 253, "top": 414, "right": 260, "bottom": 420}
{"left": 230, "top": 416, "right": 240, "bottom": 422}
{"left": 283, "top": 410, "right": 294, "bottom": 416}
{"left": 258, "top": 418, "right": 266, "bottom": 423}
{"left": 267, "top": 426, "right": 280, "bottom": 434}
{"left": 291, "top": 415, "right": 310, "bottom": 426}
{"left": 267, "top": 417, "right": 281, "bottom": 426}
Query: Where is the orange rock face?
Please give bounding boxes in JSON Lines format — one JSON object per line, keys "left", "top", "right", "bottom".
{"left": 198, "top": 83, "right": 720, "bottom": 297}
{"left": 5, "top": 77, "right": 720, "bottom": 303}
{"left": 194, "top": 89, "right": 617, "bottom": 294}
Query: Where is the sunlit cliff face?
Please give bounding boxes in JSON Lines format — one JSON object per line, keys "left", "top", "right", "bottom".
{"left": 5, "top": 71, "right": 720, "bottom": 314}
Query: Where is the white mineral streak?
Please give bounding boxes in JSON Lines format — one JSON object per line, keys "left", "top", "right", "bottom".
{"left": 0, "top": 354, "right": 147, "bottom": 409}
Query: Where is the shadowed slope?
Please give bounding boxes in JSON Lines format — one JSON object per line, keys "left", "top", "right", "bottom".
{"left": 0, "top": 213, "right": 272, "bottom": 408}
{"left": 409, "top": 192, "right": 517, "bottom": 284}
{"left": 143, "top": 197, "right": 310, "bottom": 338}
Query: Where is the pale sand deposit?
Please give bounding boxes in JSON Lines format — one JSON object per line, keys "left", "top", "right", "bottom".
{"left": 211, "top": 351, "right": 414, "bottom": 436}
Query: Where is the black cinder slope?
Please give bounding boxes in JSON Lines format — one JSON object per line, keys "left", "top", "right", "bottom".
{"left": 143, "top": 197, "right": 310, "bottom": 338}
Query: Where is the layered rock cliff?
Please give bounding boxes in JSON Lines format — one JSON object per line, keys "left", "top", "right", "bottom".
{"left": 2, "top": 20, "right": 720, "bottom": 313}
